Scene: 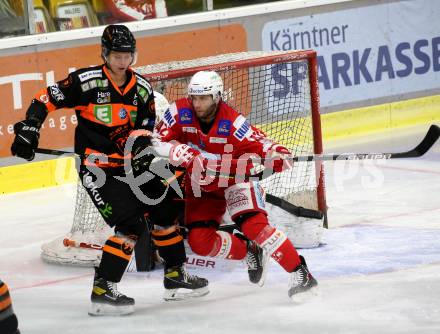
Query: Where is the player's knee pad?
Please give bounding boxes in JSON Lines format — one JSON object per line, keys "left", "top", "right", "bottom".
{"left": 188, "top": 227, "right": 233, "bottom": 258}
{"left": 225, "top": 182, "right": 267, "bottom": 221}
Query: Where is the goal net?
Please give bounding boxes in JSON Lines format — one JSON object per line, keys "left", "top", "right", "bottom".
{"left": 40, "top": 50, "right": 327, "bottom": 267}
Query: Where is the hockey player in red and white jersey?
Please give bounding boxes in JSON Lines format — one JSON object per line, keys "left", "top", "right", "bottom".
{"left": 154, "top": 71, "right": 318, "bottom": 301}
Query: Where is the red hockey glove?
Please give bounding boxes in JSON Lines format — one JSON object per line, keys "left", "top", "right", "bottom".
{"left": 168, "top": 143, "right": 201, "bottom": 169}
{"left": 265, "top": 144, "right": 294, "bottom": 173}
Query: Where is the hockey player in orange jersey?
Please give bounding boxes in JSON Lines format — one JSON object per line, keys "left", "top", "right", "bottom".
{"left": 10, "top": 25, "right": 208, "bottom": 316}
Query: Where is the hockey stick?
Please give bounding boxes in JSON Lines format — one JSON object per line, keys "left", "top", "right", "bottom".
{"left": 265, "top": 194, "right": 323, "bottom": 219}
{"left": 36, "top": 124, "right": 440, "bottom": 176}
{"left": 63, "top": 238, "right": 103, "bottom": 250}
{"left": 35, "top": 148, "right": 129, "bottom": 164}
{"left": 287, "top": 124, "right": 440, "bottom": 162}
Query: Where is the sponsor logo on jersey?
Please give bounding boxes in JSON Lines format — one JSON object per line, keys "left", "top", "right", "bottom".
{"left": 163, "top": 109, "right": 176, "bottom": 127}
{"left": 96, "top": 79, "right": 108, "bottom": 88}
{"left": 138, "top": 87, "right": 147, "bottom": 98}
{"left": 234, "top": 120, "right": 251, "bottom": 141}
{"left": 78, "top": 70, "right": 102, "bottom": 82}
{"left": 97, "top": 91, "right": 111, "bottom": 104}
{"left": 89, "top": 80, "right": 98, "bottom": 89}
{"left": 49, "top": 85, "right": 65, "bottom": 102}
{"left": 130, "top": 111, "right": 137, "bottom": 123}
{"left": 136, "top": 75, "right": 153, "bottom": 94}
{"left": 119, "top": 108, "right": 127, "bottom": 120}
{"left": 217, "top": 120, "right": 231, "bottom": 136}
{"left": 183, "top": 126, "right": 197, "bottom": 133}
{"left": 81, "top": 82, "right": 90, "bottom": 92}
{"left": 226, "top": 188, "right": 249, "bottom": 210}
{"left": 133, "top": 93, "right": 138, "bottom": 106}
{"left": 209, "top": 137, "right": 228, "bottom": 144}
{"left": 94, "top": 105, "right": 112, "bottom": 124}
{"left": 178, "top": 108, "right": 193, "bottom": 124}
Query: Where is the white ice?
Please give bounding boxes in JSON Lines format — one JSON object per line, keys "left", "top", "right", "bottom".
{"left": 1, "top": 124, "right": 440, "bottom": 334}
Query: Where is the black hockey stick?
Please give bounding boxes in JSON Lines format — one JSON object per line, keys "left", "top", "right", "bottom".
{"left": 283, "top": 124, "right": 440, "bottom": 162}
{"left": 35, "top": 148, "right": 129, "bottom": 164}
{"left": 265, "top": 194, "right": 323, "bottom": 219}
{"left": 36, "top": 124, "right": 440, "bottom": 174}
{"left": 35, "top": 148, "right": 76, "bottom": 156}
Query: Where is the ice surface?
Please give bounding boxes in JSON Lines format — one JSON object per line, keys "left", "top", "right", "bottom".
{"left": 1, "top": 124, "right": 439, "bottom": 333}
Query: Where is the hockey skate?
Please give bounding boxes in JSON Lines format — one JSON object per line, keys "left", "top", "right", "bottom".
{"left": 245, "top": 241, "right": 269, "bottom": 287}
{"left": 288, "top": 255, "right": 319, "bottom": 303}
{"left": 163, "top": 265, "right": 209, "bottom": 301}
{"left": 88, "top": 269, "right": 135, "bottom": 316}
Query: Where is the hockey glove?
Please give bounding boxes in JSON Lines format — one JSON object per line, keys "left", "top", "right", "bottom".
{"left": 168, "top": 143, "right": 201, "bottom": 170}
{"left": 11, "top": 119, "right": 41, "bottom": 161}
{"left": 168, "top": 143, "right": 220, "bottom": 191}
{"left": 131, "top": 134, "right": 154, "bottom": 174}
{"left": 265, "top": 144, "right": 294, "bottom": 173}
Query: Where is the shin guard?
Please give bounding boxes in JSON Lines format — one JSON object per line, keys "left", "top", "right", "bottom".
{"left": 98, "top": 234, "right": 136, "bottom": 282}
{"left": 152, "top": 225, "right": 186, "bottom": 267}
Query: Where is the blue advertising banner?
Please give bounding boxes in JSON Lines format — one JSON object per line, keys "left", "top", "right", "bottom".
{"left": 262, "top": 0, "right": 440, "bottom": 109}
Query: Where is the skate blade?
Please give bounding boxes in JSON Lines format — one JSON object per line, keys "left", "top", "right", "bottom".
{"left": 88, "top": 302, "right": 135, "bottom": 316}
{"left": 257, "top": 251, "right": 271, "bottom": 287}
{"left": 163, "top": 286, "right": 210, "bottom": 301}
{"left": 289, "top": 286, "right": 320, "bottom": 304}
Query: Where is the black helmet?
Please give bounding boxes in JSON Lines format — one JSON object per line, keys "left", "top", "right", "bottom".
{"left": 101, "top": 25, "right": 136, "bottom": 56}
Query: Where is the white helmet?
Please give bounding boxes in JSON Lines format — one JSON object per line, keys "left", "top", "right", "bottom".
{"left": 153, "top": 91, "right": 170, "bottom": 123}
{"left": 187, "top": 71, "right": 223, "bottom": 103}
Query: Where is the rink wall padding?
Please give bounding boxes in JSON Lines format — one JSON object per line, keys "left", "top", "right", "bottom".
{"left": 0, "top": 157, "right": 76, "bottom": 194}
{"left": 321, "top": 95, "right": 440, "bottom": 141}
{"left": 1, "top": 93, "right": 439, "bottom": 195}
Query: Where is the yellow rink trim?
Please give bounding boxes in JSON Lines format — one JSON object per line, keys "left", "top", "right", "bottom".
{"left": 0, "top": 157, "right": 77, "bottom": 194}
{"left": 321, "top": 95, "right": 440, "bottom": 141}
{"left": 1, "top": 94, "right": 439, "bottom": 195}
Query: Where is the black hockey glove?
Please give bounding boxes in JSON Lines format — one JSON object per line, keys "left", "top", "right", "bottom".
{"left": 131, "top": 135, "right": 154, "bottom": 174}
{"left": 11, "top": 119, "right": 41, "bottom": 161}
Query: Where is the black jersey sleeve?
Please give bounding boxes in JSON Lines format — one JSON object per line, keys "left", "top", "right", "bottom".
{"left": 133, "top": 73, "right": 156, "bottom": 131}
{"left": 25, "top": 72, "right": 80, "bottom": 126}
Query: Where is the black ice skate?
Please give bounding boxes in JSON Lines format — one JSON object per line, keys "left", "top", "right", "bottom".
{"left": 245, "top": 241, "right": 269, "bottom": 286}
{"left": 288, "top": 255, "right": 319, "bottom": 303}
{"left": 88, "top": 269, "right": 135, "bottom": 316}
{"left": 163, "top": 265, "right": 209, "bottom": 301}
